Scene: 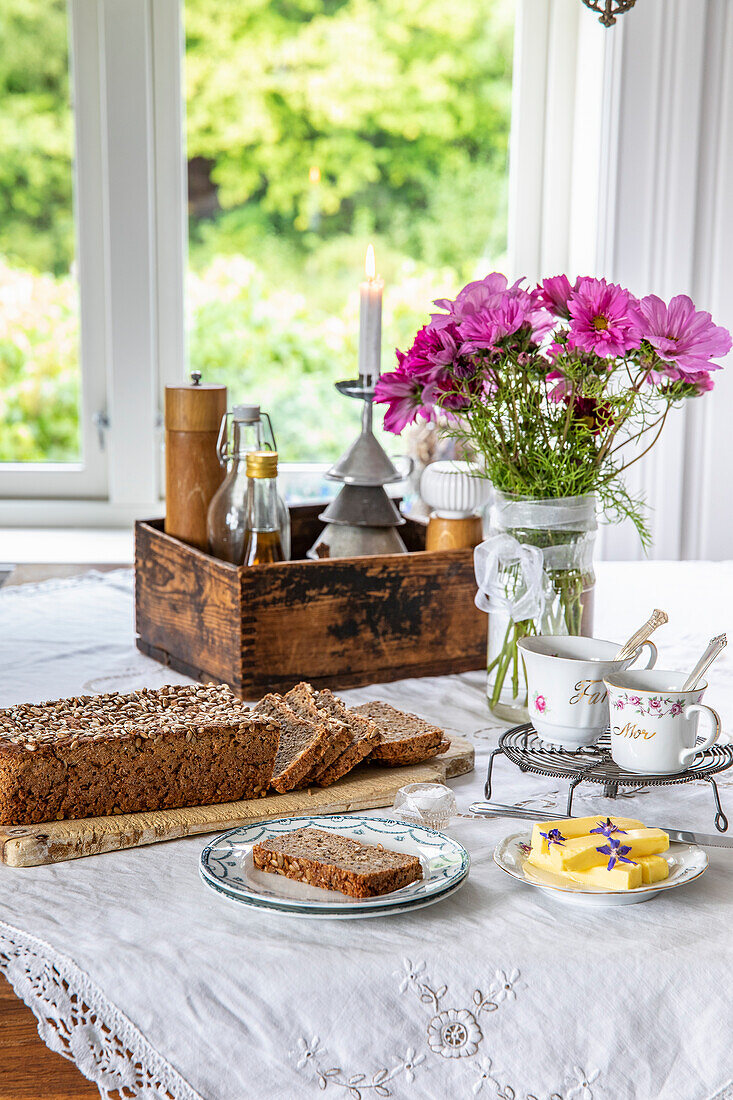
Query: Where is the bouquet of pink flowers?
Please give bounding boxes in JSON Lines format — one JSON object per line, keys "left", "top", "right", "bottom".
{"left": 376, "top": 273, "right": 730, "bottom": 537}
{"left": 375, "top": 273, "right": 731, "bottom": 717}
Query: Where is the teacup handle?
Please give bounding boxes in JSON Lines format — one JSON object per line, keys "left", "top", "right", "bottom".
{"left": 680, "top": 703, "right": 721, "bottom": 767}
{"left": 628, "top": 640, "right": 658, "bottom": 670}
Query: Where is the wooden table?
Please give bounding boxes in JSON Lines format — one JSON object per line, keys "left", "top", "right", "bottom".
{"left": 0, "top": 975, "right": 95, "bottom": 1099}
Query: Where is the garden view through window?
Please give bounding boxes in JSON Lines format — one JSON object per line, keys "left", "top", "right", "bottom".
{"left": 0, "top": 0, "right": 514, "bottom": 470}
{"left": 184, "top": 0, "right": 514, "bottom": 462}
{"left": 0, "top": 0, "right": 81, "bottom": 464}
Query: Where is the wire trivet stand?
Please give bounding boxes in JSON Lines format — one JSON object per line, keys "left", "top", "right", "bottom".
{"left": 484, "top": 723, "right": 733, "bottom": 832}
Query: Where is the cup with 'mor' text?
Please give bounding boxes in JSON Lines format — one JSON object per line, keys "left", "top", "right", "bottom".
{"left": 603, "top": 669, "right": 720, "bottom": 775}
{"left": 517, "top": 635, "right": 658, "bottom": 749}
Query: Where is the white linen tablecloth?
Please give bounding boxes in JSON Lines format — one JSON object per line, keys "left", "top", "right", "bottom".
{"left": 1, "top": 565, "right": 733, "bottom": 1100}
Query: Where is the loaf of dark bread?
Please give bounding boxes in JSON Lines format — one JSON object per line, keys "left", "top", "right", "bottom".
{"left": 0, "top": 684, "right": 280, "bottom": 826}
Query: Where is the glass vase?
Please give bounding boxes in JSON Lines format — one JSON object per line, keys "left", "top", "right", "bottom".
{"left": 485, "top": 492, "right": 597, "bottom": 723}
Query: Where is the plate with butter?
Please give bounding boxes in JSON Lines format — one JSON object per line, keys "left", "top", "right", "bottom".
{"left": 493, "top": 814, "right": 708, "bottom": 906}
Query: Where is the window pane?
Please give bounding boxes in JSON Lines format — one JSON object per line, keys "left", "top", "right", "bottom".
{"left": 0, "top": 0, "right": 81, "bottom": 464}
{"left": 184, "top": 0, "right": 513, "bottom": 463}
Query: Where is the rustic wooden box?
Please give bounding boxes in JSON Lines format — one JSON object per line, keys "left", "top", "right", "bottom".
{"left": 135, "top": 506, "right": 486, "bottom": 697}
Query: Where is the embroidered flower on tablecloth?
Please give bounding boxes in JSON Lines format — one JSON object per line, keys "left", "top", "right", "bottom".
{"left": 402, "top": 1047, "right": 426, "bottom": 1084}
{"left": 427, "top": 1008, "right": 482, "bottom": 1059}
{"left": 296, "top": 1036, "right": 324, "bottom": 1070}
{"left": 489, "top": 968, "right": 520, "bottom": 1003}
{"left": 566, "top": 1063, "right": 600, "bottom": 1099}
{"left": 397, "top": 959, "right": 426, "bottom": 994}
{"left": 472, "top": 1056, "right": 500, "bottom": 1095}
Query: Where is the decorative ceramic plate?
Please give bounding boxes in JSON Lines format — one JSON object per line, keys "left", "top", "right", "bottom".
{"left": 203, "top": 873, "right": 468, "bottom": 920}
{"left": 493, "top": 831, "right": 708, "bottom": 907}
{"left": 200, "top": 814, "right": 470, "bottom": 917}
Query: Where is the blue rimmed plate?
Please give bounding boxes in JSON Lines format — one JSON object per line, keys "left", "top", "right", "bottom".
{"left": 200, "top": 814, "right": 470, "bottom": 917}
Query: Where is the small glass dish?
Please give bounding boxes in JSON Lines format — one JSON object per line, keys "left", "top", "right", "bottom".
{"left": 393, "top": 782, "right": 457, "bottom": 831}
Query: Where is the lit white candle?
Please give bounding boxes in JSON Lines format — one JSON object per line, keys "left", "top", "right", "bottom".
{"left": 358, "top": 244, "right": 383, "bottom": 387}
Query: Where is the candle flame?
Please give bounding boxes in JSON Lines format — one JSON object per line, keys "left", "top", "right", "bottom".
{"left": 365, "top": 243, "right": 376, "bottom": 280}
{"left": 309, "top": 165, "right": 321, "bottom": 184}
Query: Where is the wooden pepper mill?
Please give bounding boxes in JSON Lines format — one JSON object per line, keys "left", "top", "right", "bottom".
{"left": 165, "top": 371, "right": 227, "bottom": 550}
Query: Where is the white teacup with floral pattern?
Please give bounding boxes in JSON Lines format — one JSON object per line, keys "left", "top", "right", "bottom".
{"left": 517, "top": 636, "right": 658, "bottom": 749}
{"left": 604, "top": 669, "right": 720, "bottom": 775}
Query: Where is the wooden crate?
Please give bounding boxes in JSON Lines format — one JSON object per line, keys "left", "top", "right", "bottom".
{"left": 135, "top": 506, "right": 486, "bottom": 697}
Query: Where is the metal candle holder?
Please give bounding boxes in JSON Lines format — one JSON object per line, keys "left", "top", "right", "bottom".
{"left": 308, "top": 379, "right": 408, "bottom": 559}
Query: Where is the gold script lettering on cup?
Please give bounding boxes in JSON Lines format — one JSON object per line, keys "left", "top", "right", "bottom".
{"left": 569, "top": 679, "right": 608, "bottom": 706}
{"left": 612, "top": 721, "right": 656, "bottom": 741}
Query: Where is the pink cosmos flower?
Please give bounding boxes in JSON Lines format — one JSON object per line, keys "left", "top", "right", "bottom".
{"left": 399, "top": 321, "right": 462, "bottom": 381}
{"left": 537, "top": 275, "right": 576, "bottom": 320}
{"left": 459, "top": 293, "right": 553, "bottom": 355}
{"left": 689, "top": 371, "right": 715, "bottom": 394}
{"left": 567, "top": 278, "right": 642, "bottom": 359}
{"left": 433, "top": 273, "right": 523, "bottom": 321}
{"left": 545, "top": 368, "right": 570, "bottom": 403}
{"left": 374, "top": 368, "right": 436, "bottom": 434}
{"left": 636, "top": 293, "right": 732, "bottom": 375}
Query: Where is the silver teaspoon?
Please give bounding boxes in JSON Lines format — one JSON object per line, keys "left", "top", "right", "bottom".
{"left": 681, "top": 633, "right": 727, "bottom": 691}
{"left": 613, "top": 608, "right": 669, "bottom": 662}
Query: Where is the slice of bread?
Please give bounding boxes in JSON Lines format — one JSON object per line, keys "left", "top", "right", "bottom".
{"left": 252, "top": 826, "right": 423, "bottom": 898}
{"left": 352, "top": 701, "right": 449, "bottom": 766}
{"left": 283, "top": 683, "right": 351, "bottom": 786}
{"left": 252, "top": 695, "right": 330, "bottom": 793}
{"left": 308, "top": 689, "right": 381, "bottom": 787}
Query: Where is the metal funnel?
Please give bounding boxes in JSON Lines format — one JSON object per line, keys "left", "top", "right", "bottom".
{"left": 319, "top": 484, "right": 404, "bottom": 527}
{"left": 326, "top": 429, "right": 402, "bottom": 486}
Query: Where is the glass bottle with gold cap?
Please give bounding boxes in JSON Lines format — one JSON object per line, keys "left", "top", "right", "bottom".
{"left": 243, "top": 451, "right": 287, "bottom": 565}
{"left": 207, "top": 405, "right": 290, "bottom": 563}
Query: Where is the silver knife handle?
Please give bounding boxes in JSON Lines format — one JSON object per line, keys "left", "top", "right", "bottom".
{"left": 469, "top": 802, "right": 563, "bottom": 822}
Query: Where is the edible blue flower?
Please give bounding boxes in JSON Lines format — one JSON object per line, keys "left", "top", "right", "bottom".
{"left": 539, "top": 828, "right": 566, "bottom": 848}
{"left": 595, "top": 835, "right": 637, "bottom": 871}
{"left": 590, "top": 818, "right": 628, "bottom": 838}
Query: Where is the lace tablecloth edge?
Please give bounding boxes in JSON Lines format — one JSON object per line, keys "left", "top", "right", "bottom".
{"left": 0, "top": 918, "right": 203, "bottom": 1100}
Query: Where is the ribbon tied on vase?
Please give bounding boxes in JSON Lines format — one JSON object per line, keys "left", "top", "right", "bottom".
{"left": 473, "top": 534, "right": 551, "bottom": 623}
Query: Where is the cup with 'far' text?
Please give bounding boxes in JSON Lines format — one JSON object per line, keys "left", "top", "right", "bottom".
{"left": 517, "top": 635, "right": 658, "bottom": 749}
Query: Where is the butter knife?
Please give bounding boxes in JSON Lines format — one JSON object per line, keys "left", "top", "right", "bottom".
{"left": 468, "top": 800, "right": 733, "bottom": 848}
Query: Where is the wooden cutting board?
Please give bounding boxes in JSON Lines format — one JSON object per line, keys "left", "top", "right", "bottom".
{"left": 0, "top": 737, "right": 474, "bottom": 867}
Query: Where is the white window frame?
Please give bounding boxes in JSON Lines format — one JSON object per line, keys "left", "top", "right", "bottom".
{"left": 0, "top": 0, "right": 184, "bottom": 523}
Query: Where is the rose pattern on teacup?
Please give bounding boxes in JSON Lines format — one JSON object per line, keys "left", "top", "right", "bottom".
{"left": 532, "top": 692, "right": 548, "bottom": 714}
{"left": 611, "top": 691, "right": 702, "bottom": 717}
